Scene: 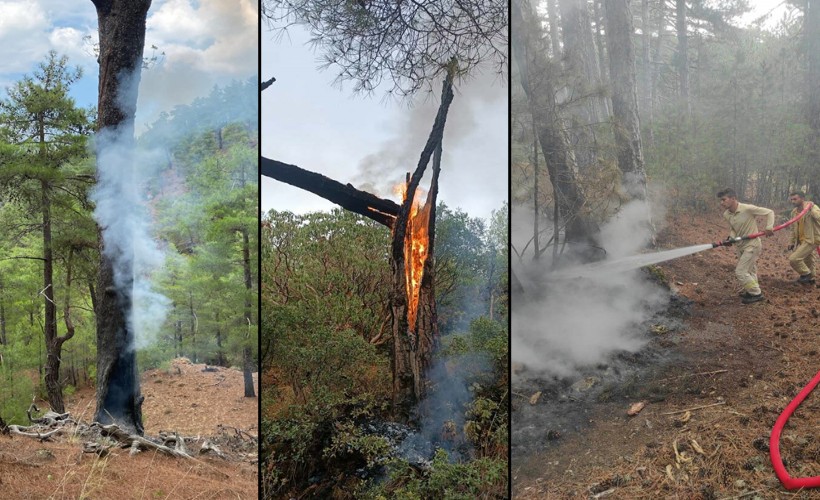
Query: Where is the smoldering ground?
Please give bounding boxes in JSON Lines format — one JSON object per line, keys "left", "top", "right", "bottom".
{"left": 512, "top": 200, "right": 670, "bottom": 379}
{"left": 511, "top": 199, "right": 697, "bottom": 455}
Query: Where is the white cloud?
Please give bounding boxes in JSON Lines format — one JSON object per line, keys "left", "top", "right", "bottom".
{"left": 0, "top": 1, "right": 50, "bottom": 73}
{"left": 48, "top": 26, "right": 97, "bottom": 67}
{"left": 135, "top": 0, "right": 257, "bottom": 129}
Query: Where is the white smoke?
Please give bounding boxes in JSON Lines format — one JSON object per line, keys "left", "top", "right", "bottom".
{"left": 512, "top": 199, "right": 669, "bottom": 378}
{"left": 90, "top": 70, "right": 171, "bottom": 351}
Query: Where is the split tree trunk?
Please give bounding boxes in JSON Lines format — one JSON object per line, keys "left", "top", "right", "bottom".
{"left": 261, "top": 72, "right": 455, "bottom": 420}
{"left": 91, "top": 0, "right": 151, "bottom": 435}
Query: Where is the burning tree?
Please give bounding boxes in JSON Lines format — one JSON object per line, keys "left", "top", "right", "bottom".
{"left": 90, "top": 0, "right": 152, "bottom": 435}
{"left": 262, "top": 72, "right": 454, "bottom": 420}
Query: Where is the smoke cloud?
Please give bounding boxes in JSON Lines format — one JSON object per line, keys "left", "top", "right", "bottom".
{"left": 512, "top": 200, "right": 669, "bottom": 378}
{"left": 90, "top": 70, "right": 171, "bottom": 352}
{"left": 352, "top": 68, "right": 507, "bottom": 213}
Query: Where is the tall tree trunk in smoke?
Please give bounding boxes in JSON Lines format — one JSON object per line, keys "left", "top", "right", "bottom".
{"left": 604, "top": 0, "right": 648, "bottom": 200}
{"left": 557, "top": 0, "right": 604, "bottom": 171}
{"left": 640, "top": 0, "right": 654, "bottom": 146}
{"left": 261, "top": 72, "right": 455, "bottom": 420}
{"left": 512, "top": 0, "right": 600, "bottom": 254}
{"left": 605, "top": 0, "right": 654, "bottom": 245}
{"left": 546, "top": 0, "right": 562, "bottom": 59}
{"left": 807, "top": 0, "right": 820, "bottom": 187}
{"left": 91, "top": 0, "right": 151, "bottom": 435}
{"left": 676, "top": 0, "right": 690, "bottom": 118}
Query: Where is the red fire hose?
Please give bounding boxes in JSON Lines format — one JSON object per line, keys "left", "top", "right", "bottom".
{"left": 770, "top": 369, "right": 820, "bottom": 489}
{"left": 711, "top": 201, "right": 815, "bottom": 250}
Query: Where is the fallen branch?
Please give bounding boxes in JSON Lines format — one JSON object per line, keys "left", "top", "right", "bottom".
{"left": 659, "top": 369, "right": 728, "bottom": 382}
{"left": 217, "top": 424, "right": 257, "bottom": 443}
{"left": 96, "top": 423, "right": 192, "bottom": 459}
{"left": 660, "top": 401, "right": 726, "bottom": 416}
{"left": 8, "top": 425, "right": 64, "bottom": 440}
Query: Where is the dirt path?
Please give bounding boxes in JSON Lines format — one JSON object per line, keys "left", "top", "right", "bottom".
{"left": 514, "top": 212, "right": 820, "bottom": 499}
{"left": 0, "top": 358, "right": 258, "bottom": 499}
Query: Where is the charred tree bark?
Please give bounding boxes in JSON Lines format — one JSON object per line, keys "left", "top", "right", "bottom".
{"left": 91, "top": 0, "right": 151, "bottom": 435}
{"left": 260, "top": 158, "right": 399, "bottom": 228}
{"left": 604, "top": 0, "right": 649, "bottom": 200}
{"left": 260, "top": 76, "right": 276, "bottom": 92}
{"left": 512, "top": 0, "right": 600, "bottom": 254}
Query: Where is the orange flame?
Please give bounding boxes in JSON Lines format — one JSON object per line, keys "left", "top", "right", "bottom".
{"left": 396, "top": 181, "right": 432, "bottom": 333}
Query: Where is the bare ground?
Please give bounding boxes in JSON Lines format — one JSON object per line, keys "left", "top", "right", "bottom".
{"left": 514, "top": 211, "right": 820, "bottom": 499}
{"left": 0, "top": 358, "right": 258, "bottom": 499}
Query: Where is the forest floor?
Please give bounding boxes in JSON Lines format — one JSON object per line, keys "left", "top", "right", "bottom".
{"left": 0, "top": 358, "right": 258, "bottom": 499}
{"left": 513, "top": 210, "right": 820, "bottom": 499}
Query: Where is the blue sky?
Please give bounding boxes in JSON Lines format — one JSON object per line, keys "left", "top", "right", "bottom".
{"left": 0, "top": 0, "right": 257, "bottom": 133}
{"left": 261, "top": 25, "right": 509, "bottom": 221}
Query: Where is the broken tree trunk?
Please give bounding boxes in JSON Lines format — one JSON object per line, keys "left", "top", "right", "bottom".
{"left": 260, "top": 158, "right": 400, "bottom": 228}
{"left": 261, "top": 70, "right": 455, "bottom": 421}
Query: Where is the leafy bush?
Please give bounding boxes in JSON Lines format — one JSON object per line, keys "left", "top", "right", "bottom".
{"left": 366, "top": 449, "right": 508, "bottom": 499}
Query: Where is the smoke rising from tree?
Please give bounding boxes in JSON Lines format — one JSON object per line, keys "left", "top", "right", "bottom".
{"left": 91, "top": 124, "right": 171, "bottom": 352}
{"left": 512, "top": 200, "right": 669, "bottom": 378}
{"left": 352, "top": 69, "right": 507, "bottom": 217}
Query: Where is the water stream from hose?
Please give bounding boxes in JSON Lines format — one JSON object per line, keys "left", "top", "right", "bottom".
{"left": 551, "top": 244, "right": 715, "bottom": 279}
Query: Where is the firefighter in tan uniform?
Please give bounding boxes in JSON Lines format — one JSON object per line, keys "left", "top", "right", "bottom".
{"left": 786, "top": 191, "right": 820, "bottom": 284}
{"left": 717, "top": 189, "right": 774, "bottom": 304}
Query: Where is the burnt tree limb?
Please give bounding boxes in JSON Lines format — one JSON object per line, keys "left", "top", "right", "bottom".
{"left": 260, "top": 76, "right": 276, "bottom": 91}
{"left": 260, "top": 158, "right": 399, "bottom": 227}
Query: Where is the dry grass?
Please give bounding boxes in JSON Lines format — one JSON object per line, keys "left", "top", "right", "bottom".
{"left": 0, "top": 358, "right": 258, "bottom": 499}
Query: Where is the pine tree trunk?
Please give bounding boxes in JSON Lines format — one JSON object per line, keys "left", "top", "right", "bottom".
{"left": 546, "top": 0, "right": 562, "bottom": 59}
{"left": 261, "top": 74, "right": 454, "bottom": 420}
{"left": 91, "top": 0, "right": 151, "bottom": 435}
{"left": 42, "top": 180, "right": 67, "bottom": 413}
{"left": 807, "top": 0, "right": 820, "bottom": 186}
{"left": 675, "top": 0, "right": 690, "bottom": 117}
{"left": 389, "top": 79, "right": 451, "bottom": 421}
{"left": 557, "top": 0, "right": 603, "bottom": 170}
{"left": 242, "top": 227, "right": 256, "bottom": 398}
{"left": 0, "top": 278, "right": 6, "bottom": 345}
{"left": 640, "top": 0, "right": 654, "bottom": 146}
{"left": 605, "top": 0, "right": 649, "bottom": 200}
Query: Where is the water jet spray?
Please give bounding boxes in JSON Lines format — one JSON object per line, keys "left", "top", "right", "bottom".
{"left": 550, "top": 202, "right": 819, "bottom": 280}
